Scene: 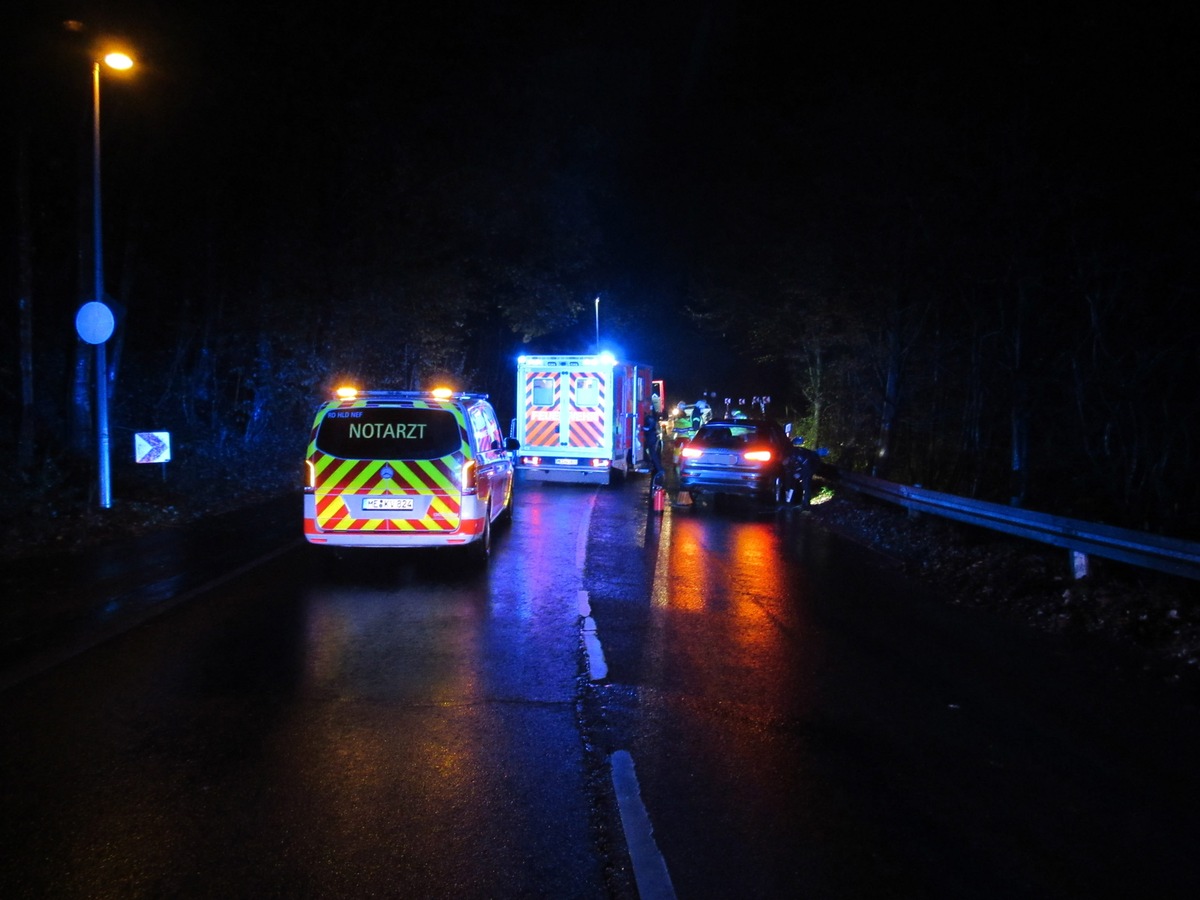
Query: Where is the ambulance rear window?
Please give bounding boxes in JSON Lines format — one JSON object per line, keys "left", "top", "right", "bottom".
{"left": 575, "top": 378, "right": 600, "bottom": 407}
{"left": 316, "top": 406, "right": 461, "bottom": 460}
{"left": 531, "top": 377, "right": 555, "bottom": 407}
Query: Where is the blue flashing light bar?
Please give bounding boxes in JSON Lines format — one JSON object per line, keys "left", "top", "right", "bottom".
{"left": 517, "top": 353, "right": 621, "bottom": 368}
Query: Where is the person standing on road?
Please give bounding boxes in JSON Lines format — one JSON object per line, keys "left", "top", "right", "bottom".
{"left": 643, "top": 394, "right": 665, "bottom": 487}
{"left": 670, "top": 402, "right": 692, "bottom": 474}
{"left": 673, "top": 401, "right": 693, "bottom": 439}
{"left": 791, "top": 437, "right": 820, "bottom": 508}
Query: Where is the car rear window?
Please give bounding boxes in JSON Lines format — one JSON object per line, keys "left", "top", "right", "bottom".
{"left": 694, "top": 425, "right": 761, "bottom": 447}
{"left": 316, "top": 406, "right": 462, "bottom": 460}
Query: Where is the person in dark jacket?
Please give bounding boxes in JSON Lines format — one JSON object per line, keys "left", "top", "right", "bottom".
{"left": 791, "top": 436, "right": 820, "bottom": 507}
{"left": 642, "top": 394, "right": 664, "bottom": 486}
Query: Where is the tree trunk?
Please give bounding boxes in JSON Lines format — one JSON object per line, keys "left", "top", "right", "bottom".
{"left": 798, "top": 340, "right": 824, "bottom": 443}
{"left": 16, "top": 128, "right": 36, "bottom": 471}
{"left": 71, "top": 107, "right": 93, "bottom": 458}
{"left": 962, "top": 325, "right": 989, "bottom": 497}
{"left": 1009, "top": 386, "right": 1030, "bottom": 506}
{"left": 71, "top": 342, "right": 92, "bottom": 456}
{"left": 872, "top": 310, "right": 902, "bottom": 478}
{"left": 1006, "top": 286, "right": 1031, "bottom": 507}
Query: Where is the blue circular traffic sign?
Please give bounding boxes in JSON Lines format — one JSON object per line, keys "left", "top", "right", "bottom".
{"left": 76, "top": 301, "right": 115, "bottom": 345}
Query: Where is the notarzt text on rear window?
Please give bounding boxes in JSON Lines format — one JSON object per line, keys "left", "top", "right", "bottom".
{"left": 316, "top": 406, "right": 460, "bottom": 460}
{"left": 348, "top": 422, "right": 427, "bottom": 439}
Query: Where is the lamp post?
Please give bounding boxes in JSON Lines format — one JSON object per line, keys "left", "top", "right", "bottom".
{"left": 594, "top": 295, "right": 600, "bottom": 355}
{"left": 76, "top": 50, "right": 132, "bottom": 509}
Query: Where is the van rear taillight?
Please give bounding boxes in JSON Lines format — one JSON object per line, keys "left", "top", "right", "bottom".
{"left": 462, "top": 460, "right": 478, "bottom": 494}
{"left": 304, "top": 460, "right": 315, "bottom": 491}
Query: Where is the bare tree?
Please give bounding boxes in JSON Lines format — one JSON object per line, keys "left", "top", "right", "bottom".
{"left": 15, "top": 128, "right": 36, "bottom": 471}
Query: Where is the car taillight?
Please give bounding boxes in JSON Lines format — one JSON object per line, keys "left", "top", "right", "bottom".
{"left": 680, "top": 447, "right": 703, "bottom": 459}
{"left": 743, "top": 450, "right": 772, "bottom": 462}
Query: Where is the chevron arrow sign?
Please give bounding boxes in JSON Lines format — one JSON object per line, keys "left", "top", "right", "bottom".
{"left": 134, "top": 432, "right": 172, "bottom": 464}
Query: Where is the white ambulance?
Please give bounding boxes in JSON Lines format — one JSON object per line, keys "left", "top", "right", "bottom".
{"left": 514, "top": 353, "right": 656, "bottom": 484}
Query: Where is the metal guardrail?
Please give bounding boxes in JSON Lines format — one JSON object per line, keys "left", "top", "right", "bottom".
{"left": 833, "top": 470, "right": 1200, "bottom": 581}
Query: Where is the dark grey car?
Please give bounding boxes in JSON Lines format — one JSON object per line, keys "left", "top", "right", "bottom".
{"left": 678, "top": 419, "right": 796, "bottom": 508}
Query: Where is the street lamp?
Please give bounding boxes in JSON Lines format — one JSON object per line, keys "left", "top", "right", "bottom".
{"left": 75, "top": 49, "right": 133, "bottom": 509}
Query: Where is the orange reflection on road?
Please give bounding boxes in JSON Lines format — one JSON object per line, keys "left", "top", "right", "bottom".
{"left": 652, "top": 513, "right": 790, "bottom": 624}
{"left": 726, "top": 522, "right": 790, "bottom": 657}
{"left": 632, "top": 509, "right": 825, "bottom": 882}
{"left": 651, "top": 512, "right": 708, "bottom": 611}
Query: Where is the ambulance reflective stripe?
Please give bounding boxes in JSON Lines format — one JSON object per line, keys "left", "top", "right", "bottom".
{"left": 523, "top": 372, "right": 561, "bottom": 447}
{"left": 568, "top": 372, "right": 605, "bottom": 449}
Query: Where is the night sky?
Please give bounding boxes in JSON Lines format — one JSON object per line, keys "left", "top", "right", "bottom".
{"left": 8, "top": 3, "right": 1195, "bottom": 336}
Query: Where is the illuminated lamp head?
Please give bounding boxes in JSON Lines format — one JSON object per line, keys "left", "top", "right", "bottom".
{"left": 431, "top": 387, "right": 454, "bottom": 399}
{"left": 335, "top": 386, "right": 358, "bottom": 400}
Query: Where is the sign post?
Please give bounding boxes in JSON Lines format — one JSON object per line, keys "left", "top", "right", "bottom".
{"left": 135, "top": 431, "right": 172, "bottom": 483}
{"left": 75, "top": 300, "right": 115, "bottom": 507}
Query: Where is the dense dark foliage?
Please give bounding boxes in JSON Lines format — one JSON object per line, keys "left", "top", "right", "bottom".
{"left": 3, "top": 1, "right": 1197, "bottom": 537}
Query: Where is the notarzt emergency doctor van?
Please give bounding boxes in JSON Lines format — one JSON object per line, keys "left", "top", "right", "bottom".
{"left": 303, "top": 387, "right": 518, "bottom": 560}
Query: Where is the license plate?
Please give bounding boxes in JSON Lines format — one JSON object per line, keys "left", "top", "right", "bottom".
{"left": 362, "top": 497, "right": 415, "bottom": 511}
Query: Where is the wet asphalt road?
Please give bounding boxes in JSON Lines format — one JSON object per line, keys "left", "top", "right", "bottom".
{"left": 585, "top": 488, "right": 1200, "bottom": 898}
{"left": 3, "top": 479, "right": 1200, "bottom": 898}
{"left": 1, "top": 488, "right": 611, "bottom": 899}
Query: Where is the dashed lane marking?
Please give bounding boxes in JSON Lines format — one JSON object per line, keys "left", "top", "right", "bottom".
{"left": 610, "top": 750, "right": 677, "bottom": 900}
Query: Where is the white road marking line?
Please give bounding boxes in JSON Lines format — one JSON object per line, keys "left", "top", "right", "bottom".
{"left": 574, "top": 490, "right": 672, "bottom": 895}
{"left": 581, "top": 614, "right": 608, "bottom": 681}
{"left": 610, "top": 750, "right": 676, "bottom": 900}
{"left": 575, "top": 491, "right": 595, "bottom": 571}
{"left": 576, "top": 493, "right": 607, "bottom": 681}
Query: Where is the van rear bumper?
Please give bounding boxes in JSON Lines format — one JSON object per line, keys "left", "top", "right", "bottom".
{"left": 303, "top": 495, "right": 485, "bottom": 548}
{"left": 303, "top": 522, "right": 484, "bottom": 549}
{"left": 519, "top": 464, "right": 614, "bottom": 484}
